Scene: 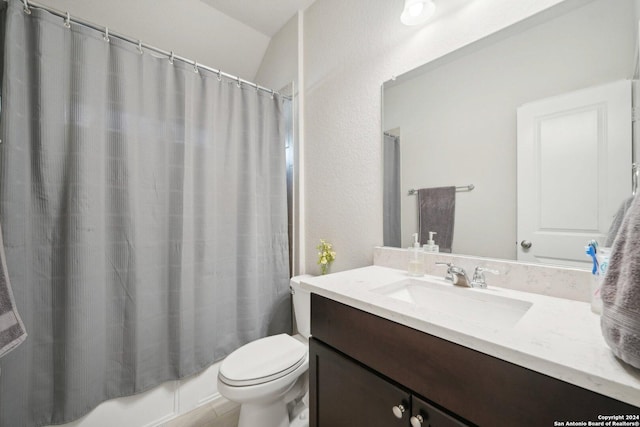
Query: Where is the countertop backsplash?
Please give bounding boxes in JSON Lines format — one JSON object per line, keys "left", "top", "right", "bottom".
{"left": 373, "top": 246, "right": 591, "bottom": 303}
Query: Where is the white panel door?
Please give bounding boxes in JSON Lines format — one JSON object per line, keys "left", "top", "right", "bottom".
{"left": 517, "top": 80, "right": 632, "bottom": 267}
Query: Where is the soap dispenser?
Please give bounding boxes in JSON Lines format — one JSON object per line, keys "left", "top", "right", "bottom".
{"left": 408, "top": 233, "right": 424, "bottom": 276}
{"left": 423, "top": 231, "right": 439, "bottom": 253}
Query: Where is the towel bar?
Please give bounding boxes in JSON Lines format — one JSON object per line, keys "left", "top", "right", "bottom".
{"left": 408, "top": 184, "right": 474, "bottom": 195}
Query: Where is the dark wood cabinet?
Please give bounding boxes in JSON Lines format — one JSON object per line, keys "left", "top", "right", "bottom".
{"left": 309, "top": 294, "right": 640, "bottom": 427}
{"left": 310, "top": 339, "right": 410, "bottom": 427}
{"left": 310, "top": 338, "right": 468, "bottom": 427}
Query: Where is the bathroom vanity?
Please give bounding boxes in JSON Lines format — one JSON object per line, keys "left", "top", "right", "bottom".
{"left": 303, "top": 263, "right": 640, "bottom": 427}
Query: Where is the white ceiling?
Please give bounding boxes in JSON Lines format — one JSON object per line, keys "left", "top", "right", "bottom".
{"left": 200, "top": 0, "right": 316, "bottom": 37}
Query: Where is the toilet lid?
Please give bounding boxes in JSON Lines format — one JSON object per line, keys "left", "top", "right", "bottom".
{"left": 219, "top": 334, "right": 307, "bottom": 387}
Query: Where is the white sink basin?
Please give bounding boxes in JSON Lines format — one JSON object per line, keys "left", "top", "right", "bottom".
{"left": 371, "top": 278, "right": 533, "bottom": 330}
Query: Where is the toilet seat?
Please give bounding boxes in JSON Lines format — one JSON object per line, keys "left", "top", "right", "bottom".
{"left": 219, "top": 334, "right": 307, "bottom": 387}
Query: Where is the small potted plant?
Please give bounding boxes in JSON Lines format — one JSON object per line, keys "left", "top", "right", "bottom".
{"left": 317, "top": 239, "right": 336, "bottom": 275}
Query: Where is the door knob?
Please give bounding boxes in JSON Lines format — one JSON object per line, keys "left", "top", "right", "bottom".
{"left": 520, "top": 240, "right": 532, "bottom": 249}
{"left": 410, "top": 414, "right": 425, "bottom": 426}
{"left": 392, "top": 404, "right": 406, "bottom": 419}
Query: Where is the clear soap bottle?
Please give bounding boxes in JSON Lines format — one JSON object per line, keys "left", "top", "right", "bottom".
{"left": 423, "top": 231, "right": 439, "bottom": 253}
{"left": 408, "top": 233, "right": 424, "bottom": 276}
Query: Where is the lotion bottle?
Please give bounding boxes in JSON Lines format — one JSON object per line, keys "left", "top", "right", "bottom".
{"left": 408, "top": 233, "right": 424, "bottom": 276}
{"left": 423, "top": 231, "right": 439, "bottom": 253}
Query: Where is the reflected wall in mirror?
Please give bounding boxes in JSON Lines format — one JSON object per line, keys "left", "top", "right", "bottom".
{"left": 383, "top": 0, "right": 639, "bottom": 268}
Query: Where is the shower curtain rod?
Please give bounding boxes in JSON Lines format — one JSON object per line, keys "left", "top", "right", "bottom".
{"left": 16, "top": 0, "right": 291, "bottom": 100}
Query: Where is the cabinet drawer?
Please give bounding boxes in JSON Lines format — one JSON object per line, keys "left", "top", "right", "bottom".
{"left": 311, "top": 294, "right": 639, "bottom": 426}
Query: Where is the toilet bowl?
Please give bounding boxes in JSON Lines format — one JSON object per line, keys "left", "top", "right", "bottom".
{"left": 217, "top": 275, "right": 312, "bottom": 427}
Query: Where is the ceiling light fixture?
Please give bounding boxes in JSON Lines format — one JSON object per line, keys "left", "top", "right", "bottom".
{"left": 400, "top": 0, "right": 436, "bottom": 26}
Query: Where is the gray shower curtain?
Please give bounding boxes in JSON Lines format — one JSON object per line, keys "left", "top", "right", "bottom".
{"left": 0, "top": 1, "right": 291, "bottom": 426}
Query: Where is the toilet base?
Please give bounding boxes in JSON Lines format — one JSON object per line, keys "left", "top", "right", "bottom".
{"left": 289, "top": 407, "right": 309, "bottom": 427}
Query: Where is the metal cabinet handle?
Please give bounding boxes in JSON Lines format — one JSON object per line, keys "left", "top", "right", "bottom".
{"left": 410, "top": 414, "right": 425, "bottom": 426}
{"left": 520, "top": 240, "right": 532, "bottom": 249}
{"left": 392, "top": 404, "right": 406, "bottom": 419}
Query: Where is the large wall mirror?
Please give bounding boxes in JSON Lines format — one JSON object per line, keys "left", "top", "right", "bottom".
{"left": 383, "top": 0, "right": 640, "bottom": 268}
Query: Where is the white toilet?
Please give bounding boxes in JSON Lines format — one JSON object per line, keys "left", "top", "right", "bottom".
{"left": 217, "top": 275, "right": 312, "bottom": 427}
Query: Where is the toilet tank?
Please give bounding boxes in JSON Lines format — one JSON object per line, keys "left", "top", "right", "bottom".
{"left": 290, "top": 275, "right": 313, "bottom": 339}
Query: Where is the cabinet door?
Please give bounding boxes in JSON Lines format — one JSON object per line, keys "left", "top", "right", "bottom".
{"left": 411, "top": 395, "right": 469, "bottom": 427}
{"left": 310, "top": 338, "right": 410, "bottom": 427}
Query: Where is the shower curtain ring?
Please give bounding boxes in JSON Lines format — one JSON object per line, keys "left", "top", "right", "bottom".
{"left": 217, "top": 70, "right": 222, "bottom": 81}
{"left": 270, "top": 89, "right": 275, "bottom": 100}
{"left": 103, "top": 27, "right": 110, "bottom": 42}
{"left": 63, "top": 12, "right": 71, "bottom": 28}
{"left": 169, "top": 51, "right": 174, "bottom": 65}
{"left": 236, "top": 77, "right": 241, "bottom": 88}
{"left": 193, "top": 61, "right": 199, "bottom": 74}
{"left": 23, "top": 0, "right": 31, "bottom": 14}
{"left": 138, "top": 40, "right": 143, "bottom": 55}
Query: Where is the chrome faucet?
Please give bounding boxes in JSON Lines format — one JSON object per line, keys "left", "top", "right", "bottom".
{"left": 435, "top": 262, "right": 472, "bottom": 287}
{"left": 436, "top": 263, "right": 498, "bottom": 288}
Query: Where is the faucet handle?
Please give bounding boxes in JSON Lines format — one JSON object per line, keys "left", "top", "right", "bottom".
{"left": 435, "top": 262, "right": 453, "bottom": 268}
{"left": 449, "top": 265, "right": 468, "bottom": 277}
{"left": 474, "top": 266, "right": 499, "bottom": 276}
{"left": 471, "top": 266, "right": 499, "bottom": 288}
{"left": 435, "top": 262, "right": 454, "bottom": 282}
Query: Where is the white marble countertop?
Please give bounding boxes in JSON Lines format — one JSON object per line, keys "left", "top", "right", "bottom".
{"left": 301, "top": 265, "right": 640, "bottom": 408}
